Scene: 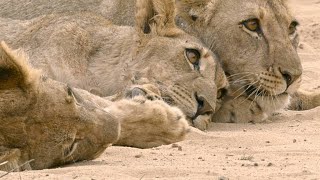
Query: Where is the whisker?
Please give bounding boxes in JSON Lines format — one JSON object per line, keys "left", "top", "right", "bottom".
{"left": 231, "top": 83, "right": 251, "bottom": 96}
{"left": 272, "top": 90, "right": 281, "bottom": 107}
{"left": 230, "top": 79, "right": 253, "bottom": 85}
{"left": 226, "top": 72, "right": 255, "bottom": 79}
{"left": 239, "top": 83, "right": 260, "bottom": 105}
{"left": 249, "top": 85, "right": 262, "bottom": 108}
{"left": 233, "top": 80, "right": 260, "bottom": 100}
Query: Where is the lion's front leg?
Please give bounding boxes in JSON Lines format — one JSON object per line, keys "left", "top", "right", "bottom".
{"left": 288, "top": 89, "right": 320, "bottom": 110}
{"left": 104, "top": 96, "right": 190, "bottom": 149}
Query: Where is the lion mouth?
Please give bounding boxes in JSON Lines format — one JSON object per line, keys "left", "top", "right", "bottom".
{"left": 162, "top": 93, "right": 213, "bottom": 120}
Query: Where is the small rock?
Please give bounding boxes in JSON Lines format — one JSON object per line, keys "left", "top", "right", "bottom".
{"left": 135, "top": 154, "right": 143, "bottom": 158}
{"left": 266, "top": 141, "right": 270, "bottom": 143}
{"left": 267, "top": 163, "right": 273, "bottom": 167}
{"left": 172, "top": 144, "right": 179, "bottom": 148}
{"left": 254, "top": 163, "right": 259, "bottom": 167}
{"left": 243, "top": 129, "right": 247, "bottom": 132}
{"left": 261, "top": 159, "right": 265, "bottom": 161}
{"left": 219, "top": 176, "right": 229, "bottom": 180}
{"left": 222, "top": 168, "right": 226, "bottom": 170}
{"left": 299, "top": 44, "right": 304, "bottom": 49}
{"left": 293, "top": 139, "right": 297, "bottom": 143}
{"left": 178, "top": 146, "right": 183, "bottom": 151}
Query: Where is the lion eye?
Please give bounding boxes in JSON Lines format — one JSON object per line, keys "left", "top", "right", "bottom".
{"left": 217, "top": 88, "right": 228, "bottom": 99}
{"left": 242, "top": 18, "right": 261, "bottom": 33}
{"left": 289, "top": 21, "right": 299, "bottom": 35}
{"left": 185, "top": 49, "right": 201, "bottom": 71}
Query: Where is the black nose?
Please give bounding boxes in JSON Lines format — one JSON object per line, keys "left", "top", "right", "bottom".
{"left": 282, "top": 71, "right": 293, "bottom": 86}
{"left": 195, "top": 94, "right": 214, "bottom": 116}
{"left": 280, "top": 70, "right": 301, "bottom": 87}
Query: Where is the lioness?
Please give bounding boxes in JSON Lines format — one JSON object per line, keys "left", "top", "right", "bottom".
{"left": 0, "top": 0, "right": 227, "bottom": 128}
{"left": 0, "top": 41, "right": 189, "bottom": 171}
{"left": 0, "top": 0, "right": 227, "bottom": 170}
{"left": 1, "top": 0, "right": 318, "bottom": 124}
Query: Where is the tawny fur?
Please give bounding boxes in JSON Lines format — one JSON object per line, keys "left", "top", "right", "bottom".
{"left": 175, "top": 0, "right": 304, "bottom": 123}
{"left": 0, "top": 0, "right": 136, "bottom": 26}
{"left": 0, "top": 0, "right": 226, "bottom": 171}
{"left": 36, "top": 0, "right": 317, "bottom": 123}
{"left": 0, "top": 41, "right": 189, "bottom": 171}
{"left": 0, "top": 0, "right": 227, "bottom": 125}
{"left": 0, "top": 0, "right": 319, "bottom": 122}
{"left": 0, "top": 41, "right": 121, "bottom": 171}
{"left": 175, "top": 0, "right": 319, "bottom": 119}
{"left": 107, "top": 96, "right": 189, "bottom": 148}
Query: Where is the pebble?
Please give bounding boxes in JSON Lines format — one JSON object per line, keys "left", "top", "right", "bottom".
{"left": 267, "top": 163, "right": 273, "bottom": 167}
{"left": 219, "top": 176, "right": 229, "bottom": 180}
{"left": 171, "top": 144, "right": 179, "bottom": 148}
{"left": 134, "top": 154, "right": 143, "bottom": 158}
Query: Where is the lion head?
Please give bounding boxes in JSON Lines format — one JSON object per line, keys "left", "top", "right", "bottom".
{"left": 176, "top": 0, "right": 303, "bottom": 122}
{"left": 109, "top": 0, "right": 228, "bottom": 127}
{"left": 0, "top": 42, "right": 120, "bottom": 171}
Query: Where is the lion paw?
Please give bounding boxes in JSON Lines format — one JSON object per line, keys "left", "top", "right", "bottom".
{"left": 105, "top": 98, "right": 190, "bottom": 148}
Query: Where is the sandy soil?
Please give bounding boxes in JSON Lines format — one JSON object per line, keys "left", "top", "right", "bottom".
{"left": 1, "top": 0, "right": 320, "bottom": 179}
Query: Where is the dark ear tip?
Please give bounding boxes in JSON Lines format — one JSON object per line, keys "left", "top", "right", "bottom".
{"left": 0, "top": 67, "right": 14, "bottom": 81}
{"left": 191, "top": 15, "right": 198, "bottom": 21}
{"left": 67, "top": 85, "right": 74, "bottom": 97}
{"left": 143, "top": 24, "right": 151, "bottom": 34}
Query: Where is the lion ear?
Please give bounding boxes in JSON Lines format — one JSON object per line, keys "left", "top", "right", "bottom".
{"left": 135, "top": 0, "right": 178, "bottom": 36}
{"left": 176, "top": 0, "right": 217, "bottom": 24}
{"left": 0, "top": 41, "right": 39, "bottom": 90}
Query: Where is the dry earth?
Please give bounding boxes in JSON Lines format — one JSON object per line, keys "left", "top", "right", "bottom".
{"left": 1, "top": 0, "right": 320, "bottom": 179}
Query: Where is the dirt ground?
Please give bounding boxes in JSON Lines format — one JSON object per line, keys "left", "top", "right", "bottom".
{"left": 1, "top": 0, "right": 320, "bottom": 179}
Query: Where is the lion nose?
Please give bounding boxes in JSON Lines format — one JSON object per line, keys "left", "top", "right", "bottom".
{"left": 195, "top": 94, "right": 214, "bottom": 116}
{"left": 280, "top": 70, "right": 302, "bottom": 87}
